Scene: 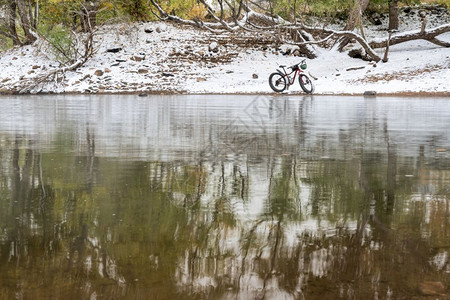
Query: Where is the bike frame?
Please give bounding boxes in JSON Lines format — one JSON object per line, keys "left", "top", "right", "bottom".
{"left": 276, "top": 67, "right": 304, "bottom": 86}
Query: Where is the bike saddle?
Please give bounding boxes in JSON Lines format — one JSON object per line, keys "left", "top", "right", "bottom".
{"left": 279, "top": 65, "right": 286, "bottom": 68}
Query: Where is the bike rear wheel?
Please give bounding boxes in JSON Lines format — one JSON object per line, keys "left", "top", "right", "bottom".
{"left": 299, "top": 74, "right": 314, "bottom": 94}
{"left": 269, "top": 73, "right": 287, "bottom": 93}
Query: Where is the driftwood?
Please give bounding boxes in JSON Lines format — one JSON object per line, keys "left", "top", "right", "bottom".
{"left": 301, "top": 22, "right": 449, "bottom": 62}
{"left": 370, "top": 23, "right": 450, "bottom": 49}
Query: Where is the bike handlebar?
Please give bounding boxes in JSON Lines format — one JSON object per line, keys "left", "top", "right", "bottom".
{"left": 278, "top": 59, "right": 307, "bottom": 73}
{"left": 289, "top": 59, "right": 307, "bottom": 70}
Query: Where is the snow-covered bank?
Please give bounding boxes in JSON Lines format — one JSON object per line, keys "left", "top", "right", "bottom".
{"left": 0, "top": 9, "right": 449, "bottom": 95}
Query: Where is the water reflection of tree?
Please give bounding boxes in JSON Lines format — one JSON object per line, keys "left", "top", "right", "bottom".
{"left": 1, "top": 137, "right": 59, "bottom": 298}
{"left": 171, "top": 149, "right": 450, "bottom": 299}
{"left": 0, "top": 135, "right": 125, "bottom": 299}
{"left": 1, "top": 132, "right": 450, "bottom": 299}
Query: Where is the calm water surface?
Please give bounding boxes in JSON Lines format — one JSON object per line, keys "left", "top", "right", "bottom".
{"left": 0, "top": 95, "right": 449, "bottom": 299}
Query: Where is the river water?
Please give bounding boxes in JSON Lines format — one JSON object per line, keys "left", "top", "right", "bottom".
{"left": 0, "top": 95, "right": 449, "bottom": 299}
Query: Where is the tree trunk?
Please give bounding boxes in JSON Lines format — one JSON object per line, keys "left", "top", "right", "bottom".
{"left": 344, "top": 0, "right": 370, "bottom": 31}
{"left": 34, "top": 0, "right": 39, "bottom": 29}
{"left": 338, "top": 0, "right": 370, "bottom": 50}
{"left": 388, "top": 0, "right": 399, "bottom": 30}
{"left": 7, "top": 0, "right": 21, "bottom": 45}
{"left": 16, "top": 0, "right": 37, "bottom": 44}
{"left": 217, "top": 0, "right": 224, "bottom": 20}
{"left": 27, "top": 0, "right": 34, "bottom": 29}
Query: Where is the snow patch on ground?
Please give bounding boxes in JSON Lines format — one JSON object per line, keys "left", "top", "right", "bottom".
{"left": 0, "top": 12, "right": 449, "bottom": 95}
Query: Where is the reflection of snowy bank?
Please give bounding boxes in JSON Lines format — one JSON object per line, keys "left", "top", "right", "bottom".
{"left": 0, "top": 95, "right": 448, "bottom": 161}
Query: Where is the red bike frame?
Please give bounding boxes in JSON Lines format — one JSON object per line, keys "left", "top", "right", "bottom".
{"left": 277, "top": 66, "right": 305, "bottom": 87}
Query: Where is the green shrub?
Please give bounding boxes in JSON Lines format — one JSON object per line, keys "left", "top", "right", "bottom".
{"left": 40, "top": 24, "right": 77, "bottom": 64}
{"left": 269, "top": 0, "right": 352, "bottom": 20}
{"left": 116, "top": 0, "right": 152, "bottom": 21}
{"left": 0, "top": 37, "right": 13, "bottom": 52}
{"left": 159, "top": 0, "right": 202, "bottom": 19}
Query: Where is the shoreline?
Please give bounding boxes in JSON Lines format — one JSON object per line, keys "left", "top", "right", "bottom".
{"left": 1, "top": 90, "right": 449, "bottom": 97}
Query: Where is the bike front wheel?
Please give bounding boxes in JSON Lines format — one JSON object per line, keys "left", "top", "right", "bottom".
{"left": 299, "top": 74, "right": 314, "bottom": 94}
{"left": 269, "top": 73, "right": 287, "bottom": 93}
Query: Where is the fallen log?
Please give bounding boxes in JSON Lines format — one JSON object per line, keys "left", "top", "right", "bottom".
{"left": 370, "top": 23, "right": 450, "bottom": 49}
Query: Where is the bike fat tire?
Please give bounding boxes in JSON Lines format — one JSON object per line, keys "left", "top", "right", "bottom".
{"left": 269, "top": 73, "right": 287, "bottom": 93}
{"left": 299, "top": 74, "right": 314, "bottom": 94}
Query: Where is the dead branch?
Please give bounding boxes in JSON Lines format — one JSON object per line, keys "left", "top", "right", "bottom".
{"left": 369, "top": 23, "right": 450, "bottom": 49}
{"left": 197, "top": 0, "right": 237, "bottom": 32}
{"left": 241, "top": 0, "right": 290, "bottom": 27}
{"left": 298, "top": 24, "right": 335, "bottom": 37}
{"left": 219, "top": 0, "right": 254, "bottom": 32}
{"left": 382, "top": 30, "right": 394, "bottom": 63}
{"left": 296, "top": 28, "right": 381, "bottom": 62}
{"left": 421, "top": 16, "right": 427, "bottom": 34}
{"left": 297, "top": 32, "right": 335, "bottom": 46}
{"left": 333, "top": 31, "right": 381, "bottom": 62}
{"left": 290, "top": 30, "right": 317, "bottom": 58}
{"left": 149, "top": 0, "right": 224, "bottom": 33}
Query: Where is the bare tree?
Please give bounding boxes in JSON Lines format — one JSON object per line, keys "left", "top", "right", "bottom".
{"left": 388, "top": 0, "right": 399, "bottom": 30}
